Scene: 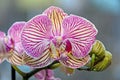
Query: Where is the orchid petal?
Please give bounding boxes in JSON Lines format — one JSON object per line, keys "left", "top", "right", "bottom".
{"left": 43, "top": 6, "right": 67, "bottom": 36}
{"left": 34, "top": 69, "right": 46, "bottom": 80}
{"left": 25, "top": 49, "right": 54, "bottom": 68}
{"left": 60, "top": 53, "right": 90, "bottom": 69}
{"left": 0, "top": 31, "right": 6, "bottom": 38}
{"left": 7, "top": 52, "right": 24, "bottom": 65}
{"left": 8, "top": 22, "right": 26, "bottom": 43}
{"left": 62, "top": 15, "right": 98, "bottom": 58}
{"left": 0, "top": 31, "right": 8, "bottom": 63}
{"left": 21, "top": 15, "right": 52, "bottom": 58}
{"left": 8, "top": 49, "right": 54, "bottom": 68}
{"left": 35, "top": 69, "right": 61, "bottom": 80}
{"left": 14, "top": 42, "right": 24, "bottom": 54}
{"left": 0, "top": 39, "right": 7, "bottom": 63}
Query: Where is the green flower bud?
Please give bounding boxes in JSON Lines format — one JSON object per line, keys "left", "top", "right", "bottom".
{"left": 92, "top": 51, "right": 112, "bottom": 72}
{"left": 89, "top": 40, "right": 106, "bottom": 61}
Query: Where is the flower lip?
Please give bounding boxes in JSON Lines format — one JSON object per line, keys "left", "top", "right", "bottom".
{"left": 65, "top": 40, "right": 72, "bottom": 53}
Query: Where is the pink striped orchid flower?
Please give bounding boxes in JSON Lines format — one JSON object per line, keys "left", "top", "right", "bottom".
{"left": 0, "top": 22, "right": 52, "bottom": 67}
{"left": 21, "top": 6, "right": 98, "bottom": 69}
{"left": 0, "top": 22, "right": 25, "bottom": 64}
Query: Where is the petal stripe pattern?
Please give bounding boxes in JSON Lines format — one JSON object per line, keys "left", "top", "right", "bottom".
{"left": 7, "top": 52, "right": 24, "bottom": 65}
{"left": 8, "top": 50, "right": 54, "bottom": 68}
{"left": 0, "top": 31, "right": 7, "bottom": 63}
{"left": 43, "top": 6, "right": 67, "bottom": 36}
{"left": 21, "top": 15, "right": 52, "bottom": 58}
{"left": 62, "top": 15, "right": 98, "bottom": 58}
{"left": 60, "top": 54, "right": 90, "bottom": 68}
{"left": 25, "top": 49, "right": 54, "bottom": 68}
{"left": 8, "top": 22, "right": 26, "bottom": 43}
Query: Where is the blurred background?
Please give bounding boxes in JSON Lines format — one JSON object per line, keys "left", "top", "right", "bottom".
{"left": 0, "top": 0, "right": 120, "bottom": 80}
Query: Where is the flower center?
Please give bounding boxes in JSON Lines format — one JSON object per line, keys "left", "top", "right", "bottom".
{"left": 4, "top": 37, "right": 14, "bottom": 52}
{"left": 50, "top": 36, "right": 66, "bottom": 59}
{"left": 52, "top": 36, "right": 62, "bottom": 47}
{"left": 50, "top": 37, "right": 72, "bottom": 60}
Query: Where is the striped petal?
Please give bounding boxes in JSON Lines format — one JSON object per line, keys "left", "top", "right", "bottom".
{"left": 25, "top": 49, "right": 54, "bottom": 68}
{"left": 7, "top": 51, "right": 24, "bottom": 65}
{"left": 21, "top": 15, "right": 52, "bottom": 58}
{"left": 0, "top": 31, "right": 7, "bottom": 63}
{"left": 0, "top": 39, "right": 7, "bottom": 63}
{"left": 8, "top": 49, "right": 54, "bottom": 68}
{"left": 8, "top": 22, "right": 26, "bottom": 43}
{"left": 43, "top": 6, "right": 67, "bottom": 36}
{"left": 60, "top": 53, "right": 90, "bottom": 69}
{"left": 62, "top": 15, "right": 98, "bottom": 58}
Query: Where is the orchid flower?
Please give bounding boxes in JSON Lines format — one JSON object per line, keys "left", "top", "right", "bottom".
{"left": 21, "top": 6, "right": 98, "bottom": 69}
{"left": 34, "top": 69, "right": 61, "bottom": 80}
{"left": 0, "top": 22, "right": 26, "bottom": 64}
{"left": 0, "top": 21, "right": 54, "bottom": 68}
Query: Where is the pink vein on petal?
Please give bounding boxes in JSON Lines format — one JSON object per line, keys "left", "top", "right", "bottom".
{"left": 21, "top": 15, "right": 52, "bottom": 58}
{"left": 8, "top": 21, "right": 26, "bottom": 43}
{"left": 60, "top": 54, "right": 90, "bottom": 69}
{"left": 0, "top": 31, "right": 6, "bottom": 63}
{"left": 62, "top": 15, "right": 98, "bottom": 58}
{"left": 43, "top": 6, "right": 68, "bottom": 36}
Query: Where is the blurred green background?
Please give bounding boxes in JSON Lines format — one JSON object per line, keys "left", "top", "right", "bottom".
{"left": 0, "top": 0, "right": 120, "bottom": 80}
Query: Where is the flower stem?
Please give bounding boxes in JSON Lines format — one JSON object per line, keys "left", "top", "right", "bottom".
{"left": 26, "top": 61, "right": 60, "bottom": 78}
{"left": 12, "top": 65, "right": 26, "bottom": 76}
{"left": 11, "top": 65, "right": 16, "bottom": 80}
{"left": 22, "top": 77, "right": 29, "bottom": 80}
{"left": 77, "top": 68, "right": 89, "bottom": 71}
{"left": 12, "top": 61, "right": 60, "bottom": 80}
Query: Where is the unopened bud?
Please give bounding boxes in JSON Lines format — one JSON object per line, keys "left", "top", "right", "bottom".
{"left": 92, "top": 51, "right": 112, "bottom": 71}
{"left": 89, "top": 40, "right": 106, "bottom": 61}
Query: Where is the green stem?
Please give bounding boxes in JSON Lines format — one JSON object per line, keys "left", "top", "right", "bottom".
{"left": 12, "top": 61, "right": 60, "bottom": 80}
{"left": 11, "top": 65, "right": 16, "bottom": 80}
{"left": 26, "top": 61, "right": 59, "bottom": 78}
{"left": 77, "top": 68, "right": 88, "bottom": 71}
{"left": 12, "top": 65, "right": 26, "bottom": 77}
{"left": 22, "top": 77, "right": 28, "bottom": 80}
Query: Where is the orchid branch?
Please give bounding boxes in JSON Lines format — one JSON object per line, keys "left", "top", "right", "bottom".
{"left": 12, "top": 61, "right": 60, "bottom": 80}
{"left": 12, "top": 65, "right": 26, "bottom": 77}
{"left": 11, "top": 65, "right": 16, "bottom": 80}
